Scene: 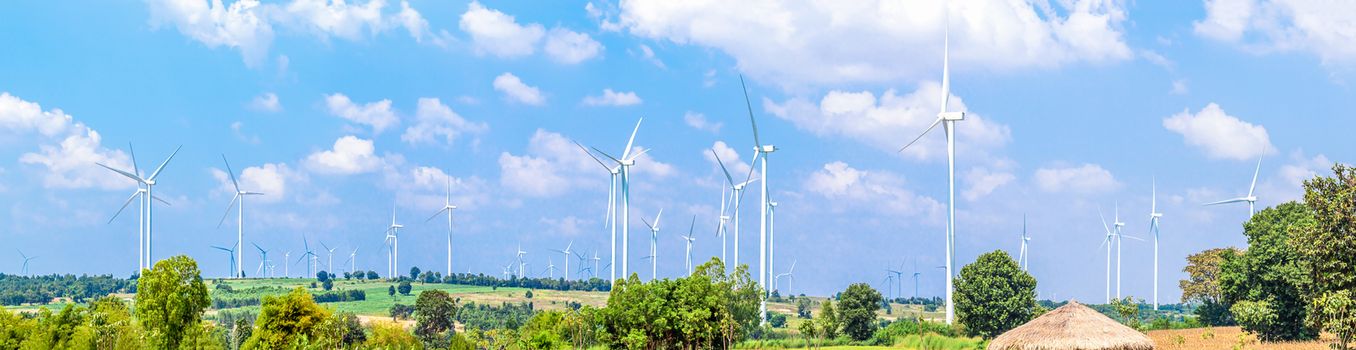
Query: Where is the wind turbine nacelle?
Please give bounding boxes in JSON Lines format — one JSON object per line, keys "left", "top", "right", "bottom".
{"left": 757, "top": 145, "right": 777, "bottom": 153}
{"left": 940, "top": 111, "right": 965, "bottom": 121}
{"left": 620, "top": 159, "right": 636, "bottom": 166}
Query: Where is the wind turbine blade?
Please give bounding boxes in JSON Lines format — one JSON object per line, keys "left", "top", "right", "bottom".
{"left": 1122, "top": 235, "right": 1146, "bottom": 242}
{"left": 687, "top": 215, "right": 696, "bottom": 238}
{"left": 216, "top": 194, "right": 240, "bottom": 229}
{"left": 426, "top": 207, "right": 450, "bottom": 223}
{"left": 941, "top": 16, "right": 952, "bottom": 112}
{"left": 627, "top": 148, "right": 651, "bottom": 162}
{"left": 591, "top": 146, "right": 623, "bottom": 164}
{"left": 640, "top": 217, "right": 653, "bottom": 230}
{"left": 97, "top": 163, "right": 143, "bottom": 183}
{"left": 222, "top": 155, "right": 241, "bottom": 193}
{"left": 127, "top": 142, "right": 140, "bottom": 178}
{"left": 739, "top": 74, "right": 761, "bottom": 148}
{"left": 147, "top": 145, "right": 182, "bottom": 181}
{"left": 622, "top": 118, "right": 643, "bottom": 160}
{"left": 1098, "top": 207, "right": 1111, "bottom": 234}
{"left": 1249, "top": 155, "right": 1262, "bottom": 196}
{"left": 108, "top": 190, "right": 141, "bottom": 224}
{"left": 654, "top": 209, "right": 663, "bottom": 228}
{"left": 151, "top": 195, "right": 172, "bottom": 206}
{"left": 711, "top": 149, "right": 737, "bottom": 186}
{"left": 1203, "top": 198, "right": 1249, "bottom": 206}
{"left": 897, "top": 117, "right": 944, "bottom": 153}
{"left": 1151, "top": 177, "right": 1158, "bottom": 213}
{"left": 573, "top": 141, "right": 612, "bottom": 171}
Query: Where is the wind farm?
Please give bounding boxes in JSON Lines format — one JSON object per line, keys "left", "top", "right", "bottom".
{"left": 3, "top": 1, "right": 1355, "bottom": 349}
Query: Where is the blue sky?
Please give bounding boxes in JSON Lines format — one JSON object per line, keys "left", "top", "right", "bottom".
{"left": 1, "top": 0, "right": 1353, "bottom": 303}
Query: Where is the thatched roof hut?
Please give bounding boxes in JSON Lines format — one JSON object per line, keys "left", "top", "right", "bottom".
{"left": 987, "top": 301, "right": 1154, "bottom": 350}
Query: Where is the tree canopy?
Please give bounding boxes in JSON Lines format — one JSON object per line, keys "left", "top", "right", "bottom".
{"left": 955, "top": 250, "right": 1037, "bottom": 339}
{"left": 134, "top": 255, "right": 211, "bottom": 349}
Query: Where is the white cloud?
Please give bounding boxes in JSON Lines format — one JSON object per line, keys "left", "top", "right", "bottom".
{"left": 637, "top": 44, "right": 666, "bottom": 69}
{"left": 963, "top": 167, "right": 1015, "bottom": 201}
{"left": 581, "top": 89, "right": 642, "bottom": 107}
{"left": 385, "top": 166, "right": 490, "bottom": 211}
{"left": 540, "top": 215, "right": 589, "bottom": 236}
{"left": 1163, "top": 103, "right": 1274, "bottom": 160}
{"left": 684, "top": 111, "right": 722, "bottom": 133}
{"left": 628, "top": 146, "right": 674, "bottom": 178}
{"left": 324, "top": 93, "right": 399, "bottom": 133}
{"left": 147, "top": 0, "right": 448, "bottom": 67}
{"left": 1263, "top": 151, "right": 1333, "bottom": 202}
{"left": 493, "top": 73, "right": 545, "bottom": 105}
{"left": 459, "top": 1, "right": 544, "bottom": 58}
{"left": 544, "top": 28, "right": 603, "bottom": 64}
{"left": 498, "top": 129, "right": 599, "bottom": 197}
{"left": 1170, "top": 80, "right": 1189, "bottom": 95}
{"left": 212, "top": 162, "right": 296, "bottom": 203}
{"left": 304, "top": 135, "right": 385, "bottom": 175}
{"left": 765, "top": 82, "right": 1010, "bottom": 161}
{"left": 619, "top": 0, "right": 1132, "bottom": 87}
{"left": 1194, "top": 0, "right": 1356, "bottom": 66}
{"left": 704, "top": 141, "right": 754, "bottom": 184}
{"left": 401, "top": 97, "right": 489, "bottom": 148}
{"left": 0, "top": 93, "right": 132, "bottom": 190}
{"left": 230, "top": 121, "right": 261, "bottom": 144}
{"left": 1033, "top": 163, "right": 1120, "bottom": 194}
{"left": 804, "top": 161, "right": 943, "bottom": 219}
{"left": 247, "top": 92, "right": 281, "bottom": 112}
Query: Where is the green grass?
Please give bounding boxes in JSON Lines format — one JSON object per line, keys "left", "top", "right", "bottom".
{"left": 210, "top": 278, "right": 611, "bottom": 317}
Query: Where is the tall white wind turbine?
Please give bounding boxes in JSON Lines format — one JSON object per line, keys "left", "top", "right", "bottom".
{"left": 1204, "top": 155, "right": 1264, "bottom": 216}
{"left": 516, "top": 245, "right": 527, "bottom": 277}
{"left": 425, "top": 173, "right": 459, "bottom": 276}
{"left": 320, "top": 241, "right": 336, "bottom": 273}
{"left": 347, "top": 247, "right": 359, "bottom": 274}
{"left": 382, "top": 208, "right": 404, "bottom": 279}
{"left": 1149, "top": 178, "right": 1164, "bottom": 310}
{"left": 575, "top": 141, "right": 620, "bottom": 282}
{"left": 1098, "top": 208, "right": 1113, "bottom": 303}
{"left": 550, "top": 241, "right": 574, "bottom": 281}
{"left": 739, "top": 74, "right": 777, "bottom": 325}
{"left": 640, "top": 210, "right": 663, "bottom": 281}
{"left": 212, "top": 245, "right": 237, "bottom": 278}
{"left": 897, "top": 10, "right": 965, "bottom": 324}
{"left": 1018, "top": 215, "right": 1031, "bottom": 271}
{"left": 592, "top": 119, "right": 645, "bottom": 280}
{"left": 1112, "top": 203, "right": 1145, "bottom": 299}
{"left": 252, "top": 242, "right": 268, "bottom": 278}
{"left": 217, "top": 155, "right": 264, "bottom": 279}
{"left": 18, "top": 250, "right": 35, "bottom": 276}
{"left": 681, "top": 216, "right": 697, "bottom": 275}
{"left": 99, "top": 143, "right": 179, "bottom": 271}
{"left": 775, "top": 260, "right": 796, "bottom": 295}
{"left": 712, "top": 149, "right": 758, "bottom": 271}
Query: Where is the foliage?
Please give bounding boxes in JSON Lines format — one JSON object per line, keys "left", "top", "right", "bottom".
{"left": 1182, "top": 247, "right": 1241, "bottom": 326}
{"left": 367, "top": 320, "right": 424, "bottom": 349}
{"left": 1292, "top": 164, "right": 1356, "bottom": 350}
{"left": 1218, "top": 201, "right": 1318, "bottom": 341}
{"left": 316, "top": 271, "right": 330, "bottom": 283}
{"left": 0, "top": 274, "right": 135, "bottom": 306}
{"left": 817, "top": 299, "right": 840, "bottom": 339}
{"left": 242, "top": 287, "right": 330, "bottom": 349}
{"left": 837, "top": 283, "right": 883, "bottom": 341}
{"left": 398, "top": 281, "right": 413, "bottom": 295}
{"left": 413, "top": 289, "right": 458, "bottom": 347}
{"left": 796, "top": 297, "right": 813, "bottom": 319}
{"left": 410, "top": 266, "right": 421, "bottom": 281}
{"left": 390, "top": 303, "right": 415, "bottom": 320}
{"left": 596, "top": 258, "right": 762, "bottom": 349}
{"left": 769, "top": 312, "right": 788, "bottom": 328}
{"left": 366, "top": 271, "right": 380, "bottom": 280}
{"left": 136, "top": 255, "right": 211, "bottom": 349}
{"left": 955, "top": 250, "right": 1037, "bottom": 339}
{"left": 456, "top": 302, "right": 535, "bottom": 331}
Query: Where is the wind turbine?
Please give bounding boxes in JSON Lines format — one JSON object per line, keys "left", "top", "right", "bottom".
{"left": 591, "top": 118, "right": 644, "bottom": 280}
{"left": 543, "top": 257, "right": 557, "bottom": 279}
{"left": 425, "top": 172, "right": 459, "bottom": 276}
{"left": 591, "top": 251, "right": 602, "bottom": 278}
{"left": 712, "top": 149, "right": 759, "bottom": 271}
{"left": 1018, "top": 215, "right": 1031, "bottom": 271}
{"left": 550, "top": 241, "right": 574, "bottom": 281}
{"left": 575, "top": 140, "right": 621, "bottom": 283}
{"left": 573, "top": 249, "right": 591, "bottom": 278}
{"left": 297, "top": 235, "right": 319, "bottom": 277}
{"left": 382, "top": 207, "right": 404, "bottom": 279}
{"left": 252, "top": 242, "right": 269, "bottom": 278}
{"left": 897, "top": 8, "right": 965, "bottom": 324}
{"left": 1149, "top": 178, "right": 1164, "bottom": 310}
{"left": 99, "top": 143, "right": 180, "bottom": 271}
{"left": 912, "top": 260, "right": 921, "bottom": 304}
{"left": 516, "top": 245, "right": 527, "bottom": 277}
{"left": 739, "top": 75, "right": 778, "bottom": 326}
{"left": 775, "top": 260, "right": 796, "bottom": 295}
{"left": 217, "top": 155, "right": 264, "bottom": 279}
{"left": 681, "top": 216, "right": 697, "bottom": 275}
{"left": 769, "top": 199, "right": 778, "bottom": 290}
{"left": 1098, "top": 208, "right": 1114, "bottom": 303}
{"left": 886, "top": 265, "right": 905, "bottom": 300}
{"left": 1205, "top": 155, "right": 1264, "bottom": 216}
{"left": 284, "top": 251, "right": 291, "bottom": 278}
{"left": 640, "top": 210, "right": 663, "bottom": 281}
{"left": 1113, "top": 204, "right": 1144, "bottom": 299}
{"left": 882, "top": 273, "right": 896, "bottom": 301}
{"left": 17, "top": 250, "right": 35, "bottom": 276}
{"left": 320, "top": 241, "right": 336, "bottom": 273}
{"left": 345, "top": 247, "right": 359, "bottom": 274}
{"left": 212, "top": 245, "right": 237, "bottom": 278}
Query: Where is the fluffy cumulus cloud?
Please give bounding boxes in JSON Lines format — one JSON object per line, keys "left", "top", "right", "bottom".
{"left": 147, "top": 0, "right": 445, "bottom": 67}
{"left": 581, "top": 89, "right": 642, "bottom": 107}
{"left": 493, "top": 73, "right": 545, "bottom": 105}
{"left": 304, "top": 135, "right": 386, "bottom": 175}
{"left": 247, "top": 92, "right": 281, "bottom": 112}
{"left": 1195, "top": 0, "right": 1356, "bottom": 66}
{"left": 703, "top": 141, "right": 752, "bottom": 181}
{"left": 212, "top": 162, "right": 297, "bottom": 203}
{"left": 0, "top": 93, "right": 133, "bottom": 190}
{"left": 324, "top": 93, "right": 399, "bottom": 133}
{"left": 460, "top": 1, "right": 603, "bottom": 63}
{"left": 384, "top": 165, "right": 490, "bottom": 211}
{"left": 963, "top": 167, "right": 1015, "bottom": 201}
{"left": 765, "top": 82, "right": 1010, "bottom": 161}
{"left": 545, "top": 28, "right": 603, "bottom": 64}
{"left": 498, "top": 129, "right": 594, "bottom": 197}
{"left": 618, "top": 0, "right": 1132, "bottom": 87}
{"left": 1163, "top": 103, "right": 1273, "bottom": 160}
{"left": 401, "top": 97, "right": 488, "bottom": 148}
{"left": 804, "top": 161, "right": 943, "bottom": 220}
{"left": 684, "top": 111, "right": 721, "bottom": 133}
{"left": 1033, "top": 163, "right": 1120, "bottom": 194}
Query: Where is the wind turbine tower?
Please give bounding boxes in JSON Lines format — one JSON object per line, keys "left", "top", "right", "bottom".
{"left": 425, "top": 173, "right": 459, "bottom": 276}
{"left": 217, "top": 155, "right": 264, "bottom": 279}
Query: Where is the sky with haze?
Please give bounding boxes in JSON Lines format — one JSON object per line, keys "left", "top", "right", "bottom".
{"left": 1, "top": 0, "right": 1354, "bottom": 303}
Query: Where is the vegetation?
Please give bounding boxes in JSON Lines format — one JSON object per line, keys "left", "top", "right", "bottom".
{"left": 0, "top": 274, "right": 135, "bottom": 306}
{"left": 1292, "top": 164, "right": 1356, "bottom": 349}
{"left": 595, "top": 258, "right": 762, "bottom": 348}
{"left": 413, "top": 289, "right": 457, "bottom": 347}
{"left": 1220, "top": 201, "right": 1317, "bottom": 341}
{"left": 1181, "top": 247, "right": 1241, "bottom": 326}
{"left": 837, "top": 283, "right": 883, "bottom": 341}
{"left": 135, "top": 255, "right": 212, "bottom": 349}
{"left": 955, "top": 250, "right": 1037, "bottom": 339}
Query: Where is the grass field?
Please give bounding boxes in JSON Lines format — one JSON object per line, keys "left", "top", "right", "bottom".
{"left": 1148, "top": 327, "right": 1331, "bottom": 350}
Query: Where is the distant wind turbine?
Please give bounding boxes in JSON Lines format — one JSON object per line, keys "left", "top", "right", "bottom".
{"left": 252, "top": 242, "right": 269, "bottom": 278}
{"left": 575, "top": 141, "right": 621, "bottom": 283}
{"left": 18, "top": 250, "right": 35, "bottom": 276}
{"left": 640, "top": 210, "right": 663, "bottom": 281}
{"left": 217, "top": 155, "right": 264, "bottom": 279}
{"left": 320, "top": 241, "right": 336, "bottom": 273}
{"left": 591, "top": 119, "right": 644, "bottom": 280}
{"left": 211, "top": 245, "right": 237, "bottom": 278}
{"left": 680, "top": 216, "right": 697, "bottom": 275}
{"left": 1205, "top": 155, "right": 1264, "bottom": 216}
{"left": 550, "top": 241, "right": 574, "bottom": 281}
{"left": 738, "top": 74, "right": 778, "bottom": 326}
{"left": 1149, "top": 178, "right": 1164, "bottom": 310}
{"left": 99, "top": 143, "right": 180, "bottom": 271}
{"left": 425, "top": 172, "right": 459, "bottom": 276}
{"left": 1018, "top": 215, "right": 1031, "bottom": 271}
{"left": 382, "top": 207, "right": 404, "bottom": 279}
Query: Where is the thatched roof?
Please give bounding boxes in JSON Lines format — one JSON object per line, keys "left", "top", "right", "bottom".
{"left": 987, "top": 301, "right": 1155, "bottom": 350}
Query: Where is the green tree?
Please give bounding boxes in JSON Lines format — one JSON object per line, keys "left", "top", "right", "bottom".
{"left": 796, "top": 297, "right": 813, "bottom": 319}
{"left": 410, "top": 266, "right": 421, "bottom": 281}
{"left": 837, "top": 283, "right": 882, "bottom": 341}
{"left": 955, "top": 250, "right": 1038, "bottom": 339}
{"left": 135, "top": 255, "right": 211, "bottom": 349}
{"left": 414, "top": 289, "right": 458, "bottom": 347}
{"left": 316, "top": 270, "right": 330, "bottom": 283}
{"left": 243, "top": 287, "right": 330, "bottom": 349}
{"left": 1181, "top": 247, "right": 1241, "bottom": 326}
{"left": 1110, "top": 296, "right": 1143, "bottom": 329}
{"left": 367, "top": 270, "right": 380, "bottom": 280}
{"left": 1219, "top": 201, "right": 1317, "bottom": 341}
{"left": 389, "top": 285, "right": 397, "bottom": 299}
{"left": 817, "top": 299, "right": 840, "bottom": 339}
{"left": 1292, "top": 164, "right": 1356, "bottom": 349}
{"left": 73, "top": 296, "right": 141, "bottom": 350}
{"left": 798, "top": 318, "right": 820, "bottom": 349}
{"left": 366, "top": 320, "right": 424, "bottom": 349}
{"left": 398, "top": 281, "right": 413, "bottom": 296}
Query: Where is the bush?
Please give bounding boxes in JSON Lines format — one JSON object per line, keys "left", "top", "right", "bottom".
{"left": 955, "top": 250, "right": 1037, "bottom": 339}
{"left": 769, "top": 312, "right": 787, "bottom": 328}
{"left": 398, "top": 281, "right": 413, "bottom": 296}
{"left": 135, "top": 255, "right": 211, "bottom": 350}
{"left": 243, "top": 287, "right": 330, "bottom": 349}
{"left": 838, "top": 283, "right": 883, "bottom": 341}
{"left": 390, "top": 304, "right": 415, "bottom": 320}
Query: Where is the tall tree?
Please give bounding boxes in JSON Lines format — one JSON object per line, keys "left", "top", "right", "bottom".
{"left": 243, "top": 287, "right": 330, "bottom": 349}
{"left": 415, "top": 289, "right": 458, "bottom": 347}
{"left": 955, "top": 250, "right": 1038, "bottom": 339}
{"left": 1292, "top": 164, "right": 1356, "bottom": 349}
{"left": 1181, "top": 247, "right": 1241, "bottom": 326}
{"left": 1220, "top": 201, "right": 1317, "bottom": 341}
{"left": 135, "top": 255, "right": 210, "bottom": 349}
{"left": 836, "top": 283, "right": 882, "bottom": 341}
